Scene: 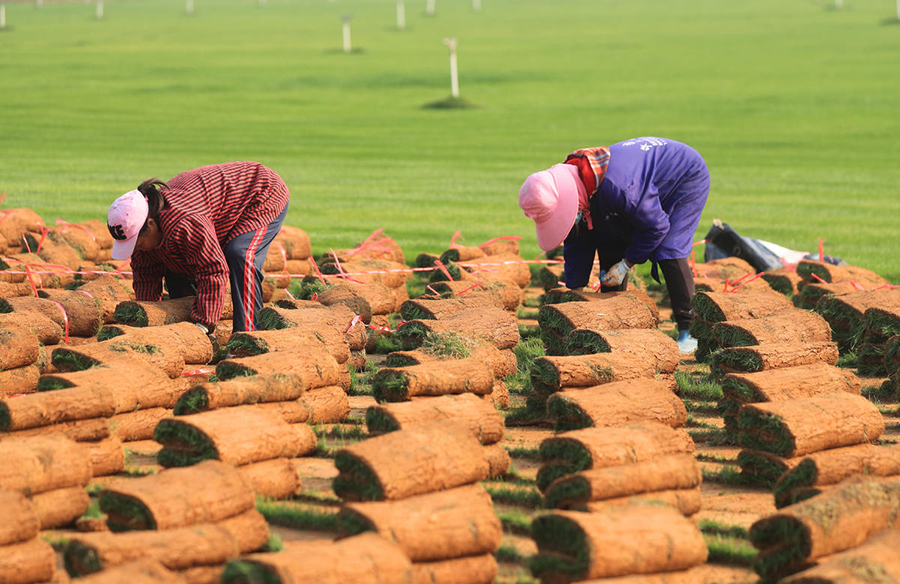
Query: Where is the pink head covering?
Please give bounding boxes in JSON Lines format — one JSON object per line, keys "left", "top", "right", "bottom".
{"left": 107, "top": 189, "right": 149, "bottom": 260}
{"left": 518, "top": 163, "right": 584, "bottom": 251}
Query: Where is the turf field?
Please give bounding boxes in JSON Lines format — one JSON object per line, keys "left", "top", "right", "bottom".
{"left": 0, "top": 0, "right": 897, "bottom": 280}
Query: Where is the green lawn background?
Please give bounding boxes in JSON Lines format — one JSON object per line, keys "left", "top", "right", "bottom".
{"left": 0, "top": 0, "right": 897, "bottom": 281}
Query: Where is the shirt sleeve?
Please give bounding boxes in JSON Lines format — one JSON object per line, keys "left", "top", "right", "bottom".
{"left": 562, "top": 223, "right": 595, "bottom": 289}
{"left": 603, "top": 183, "right": 670, "bottom": 265}
{"left": 130, "top": 252, "right": 165, "bottom": 302}
{"left": 165, "top": 214, "right": 229, "bottom": 327}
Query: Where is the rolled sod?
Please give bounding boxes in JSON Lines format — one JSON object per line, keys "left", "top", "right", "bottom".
{"left": 0, "top": 384, "right": 119, "bottom": 431}
{"left": 63, "top": 559, "right": 185, "bottom": 584}
{"left": 762, "top": 267, "right": 803, "bottom": 297}
{"left": 710, "top": 341, "right": 839, "bottom": 380}
{"left": 412, "top": 555, "right": 497, "bottom": 584}
{"left": 794, "top": 280, "right": 860, "bottom": 311}
{"left": 98, "top": 322, "right": 214, "bottom": 365}
{"left": 110, "top": 408, "right": 171, "bottom": 442}
{"left": 529, "top": 507, "right": 708, "bottom": 582}
{"left": 52, "top": 341, "right": 185, "bottom": 380}
{"left": 320, "top": 258, "right": 409, "bottom": 289}
{"left": 737, "top": 449, "right": 804, "bottom": 487}
{"left": 538, "top": 296, "right": 655, "bottom": 341}
{"left": 0, "top": 322, "right": 39, "bottom": 372}
{"left": 456, "top": 254, "right": 532, "bottom": 289}
{"left": 688, "top": 319, "right": 716, "bottom": 362}
{"left": 275, "top": 225, "right": 312, "bottom": 260}
{"left": 314, "top": 281, "right": 396, "bottom": 323}
{"left": 3, "top": 417, "right": 110, "bottom": 443}
{"left": 565, "top": 328, "right": 679, "bottom": 371}
{"left": 721, "top": 362, "right": 861, "bottom": 406}
{"left": 256, "top": 385, "right": 349, "bottom": 425}
{"left": 856, "top": 342, "right": 886, "bottom": 376}
{"left": 547, "top": 379, "right": 688, "bottom": 432}
{"left": 712, "top": 309, "right": 832, "bottom": 349}
{"left": 398, "top": 308, "right": 519, "bottom": 350}
{"left": 739, "top": 392, "right": 884, "bottom": 458}
{"left": 333, "top": 420, "right": 490, "bottom": 501}
{"left": 31, "top": 485, "right": 90, "bottom": 530}
{"left": 256, "top": 305, "right": 367, "bottom": 351}
{"left": 865, "top": 305, "right": 900, "bottom": 339}
{"left": 87, "top": 436, "right": 127, "bottom": 478}
{"left": 30, "top": 290, "right": 102, "bottom": 337}
{"left": 338, "top": 484, "right": 500, "bottom": 562}
{"left": 749, "top": 476, "right": 900, "bottom": 581}
{"left": 371, "top": 358, "right": 495, "bottom": 402}
{"left": 400, "top": 295, "right": 503, "bottom": 321}
{"left": 0, "top": 312, "right": 63, "bottom": 345}
{"left": 691, "top": 291, "right": 792, "bottom": 324}
{"left": 215, "top": 349, "right": 344, "bottom": 388}
{"left": 428, "top": 279, "right": 524, "bottom": 311}
{"left": 154, "top": 407, "right": 317, "bottom": 467}
{"left": 0, "top": 538, "right": 56, "bottom": 584}
{"left": 815, "top": 288, "right": 900, "bottom": 351}
{"left": 543, "top": 454, "right": 700, "bottom": 509}
{"left": 385, "top": 343, "right": 517, "bottom": 379}
{"left": 542, "top": 287, "right": 661, "bottom": 323}
{"left": 584, "top": 487, "right": 703, "bottom": 517}
{"left": 773, "top": 443, "right": 900, "bottom": 509}
{"left": 0, "top": 435, "right": 93, "bottom": 496}
{"left": 221, "top": 533, "right": 412, "bottom": 584}
{"left": 366, "top": 393, "right": 504, "bottom": 445}
{"left": 777, "top": 528, "right": 900, "bottom": 584}
{"left": 40, "top": 359, "right": 181, "bottom": 413}
{"left": 795, "top": 260, "right": 889, "bottom": 288}
{"left": 530, "top": 353, "right": 665, "bottom": 395}
{"left": 885, "top": 334, "right": 900, "bottom": 377}
{"left": 227, "top": 327, "right": 350, "bottom": 364}
{"left": 237, "top": 458, "right": 302, "bottom": 500}
{"left": 538, "top": 263, "right": 566, "bottom": 291}
{"left": 0, "top": 490, "right": 40, "bottom": 546}
{"left": 536, "top": 422, "right": 694, "bottom": 493}
{"left": 439, "top": 245, "right": 487, "bottom": 264}
{"left": 64, "top": 523, "right": 241, "bottom": 576}
{"left": 98, "top": 460, "right": 255, "bottom": 531}
{"left": 0, "top": 295, "right": 73, "bottom": 330}
{"left": 114, "top": 295, "right": 233, "bottom": 327}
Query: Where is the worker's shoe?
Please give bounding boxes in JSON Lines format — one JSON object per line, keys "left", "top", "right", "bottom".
{"left": 676, "top": 329, "right": 698, "bottom": 354}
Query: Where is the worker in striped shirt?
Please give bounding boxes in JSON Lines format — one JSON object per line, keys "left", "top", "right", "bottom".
{"left": 106, "top": 161, "right": 290, "bottom": 333}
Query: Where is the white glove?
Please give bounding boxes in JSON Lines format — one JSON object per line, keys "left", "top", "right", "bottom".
{"left": 601, "top": 259, "right": 631, "bottom": 287}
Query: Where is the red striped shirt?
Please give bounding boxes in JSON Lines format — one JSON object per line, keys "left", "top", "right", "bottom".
{"left": 131, "top": 161, "right": 290, "bottom": 326}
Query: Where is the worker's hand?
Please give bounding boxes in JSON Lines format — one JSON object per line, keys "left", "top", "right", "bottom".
{"left": 601, "top": 259, "right": 631, "bottom": 287}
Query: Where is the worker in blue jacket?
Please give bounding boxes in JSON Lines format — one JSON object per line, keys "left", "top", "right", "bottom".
{"left": 518, "top": 137, "right": 709, "bottom": 353}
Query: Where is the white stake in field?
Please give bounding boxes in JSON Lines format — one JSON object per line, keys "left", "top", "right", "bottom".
{"left": 96, "top": 0, "right": 103, "bottom": 20}
{"left": 342, "top": 15, "right": 352, "bottom": 53}
{"left": 426, "top": 0, "right": 435, "bottom": 16}
{"left": 396, "top": 0, "right": 405, "bottom": 30}
{"left": 36, "top": 0, "right": 43, "bottom": 9}
{"left": 186, "top": 0, "right": 194, "bottom": 16}
{"left": 0, "top": 4, "right": 6, "bottom": 30}
{"left": 473, "top": 0, "right": 481, "bottom": 12}
{"left": 443, "top": 37, "right": 459, "bottom": 99}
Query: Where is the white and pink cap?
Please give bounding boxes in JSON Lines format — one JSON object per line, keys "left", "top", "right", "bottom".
{"left": 518, "top": 163, "right": 582, "bottom": 251}
{"left": 107, "top": 190, "right": 149, "bottom": 260}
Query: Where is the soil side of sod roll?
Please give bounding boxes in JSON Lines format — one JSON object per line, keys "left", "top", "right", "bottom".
{"left": 384, "top": 335, "right": 517, "bottom": 379}
{"left": 411, "top": 554, "right": 497, "bottom": 584}
{"left": 721, "top": 362, "right": 861, "bottom": 405}
{"left": 0, "top": 435, "right": 93, "bottom": 496}
{"left": 51, "top": 342, "right": 185, "bottom": 380}
{"left": 457, "top": 254, "right": 531, "bottom": 289}
{"left": 220, "top": 532, "right": 412, "bottom": 584}
{"left": 772, "top": 443, "right": 900, "bottom": 509}
{"left": 778, "top": 528, "right": 900, "bottom": 584}
{"left": 255, "top": 385, "right": 349, "bottom": 425}
{"left": 3, "top": 417, "right": 111, "bottom": 443}
{"left": 154, "top": 407, "right": 317, "bottom": 467}
{"left": 749, "top": 476, "right": 900, "bottom": 581}
{"left": 530, "top": 507, "right": 708, "bottom": 582}
{"left": 815, "top": 288, "right": 900, "bottom": 350}
{"left": 738, "top": 392, "right": 884, "bottom": 458}
{"left": 400, "top": 295, "right": 503, "bottom": 321}
{"left": 710, "top": 341, "right": 839, "bottom": 380}
{"left": 547, "top": 379, "right": 688, "bottom": 432}
{"left": 0, "top": 295, "right": 73, "bottom": 329}
{"left": 531, "top": 352, "right": 667, "bottom": 394}
{"left": 110, "top": 408, "right": 171, "bottom": 442}
{"left": 543, "top": 453, "right": 701, "bottom": 509}
{"left": 536, "top": 423, "right": 695, "bottom": 492}
{"left": 691, "top": 291, "right": 793, "bottom": 323}
{"left": 372, "top": 358, "right": 495, "bottom": 402}
{"left": 0, "top": 312, "right": 63, "bottom": 345}
{"left": 366, "top": 393, "right": 504, "bottom": 445}
{"left": 398, "top": 308, "right": 520, "bottom": 351}
{"left": 227, "top": 328, "right": 350, "bottom": 364}
{"left": 333, "top": 420, "right": 490, "bottom": 502}
{"left": 98, "top": 322, "right": 214, "bottom": 365}
{"left": 542, "top": 287, "right": 660, "bottom": 324}
{"left": 0, "top": 538, "right": 57, "bottom": 584}
{"left": 0, "top": 489, "right": 40, "bottom": 546}
{"left": 31, "top": 485, "right": 91, "bottom": 529}
{"left": 427, "top": 279, "right": 524, "bottom": 311}
{"left": 583, "top": 486, "right": 702, "bottom": 517}
{"left": 256, "top": 305, "right": 367, "bottom": 351}
{"left": 61, "top": 559, "right": 185, "bottom": 584}
{"left": 87, "top": 436, "right": 127, "bottom": 478}
{"left": 0, "top": 323, "right": 40, "bottom": 372}
{"left": 712, "top": 309, "right": 832, "bottom": 348}
{"left": 538, "top": 296, "right": 656, "bottom": 338}
{"left": 215, "top": 349, "right": 343, "bottom": 386}
{"left": 565, "top": 328, "right": 679, "bottom": 371}
{"left": 98, "top": 459, "right": 255, "bottom": 531}
{"left": 338, "top": 483, "right": 501, "bottom": 562}
{"left": 315, "top": 281, "right": 396, "bottom": 323}
{"left": 237, "top": 458, "right": 302, "bottom": 500}
{"left": 0, "top": 385, "right": 118, "bottom": 431}
{"left": 114, "top": 296, "right": 233, "bottom": 327}
{"left": 0, "top": 364, "right": 40, "bottom": 397}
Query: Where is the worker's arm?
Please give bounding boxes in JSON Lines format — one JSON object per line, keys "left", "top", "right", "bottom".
{"left": 562, "top": 220, "right": 596, "bottom": 290}
{"left": 609, "top": 186, "right": 670, "bottom": 266}
{"left": 165, "top": 215, "right": 229, "bottom": 329}
{"left": 130, "top": 252, "right": 165, "bottom": 302}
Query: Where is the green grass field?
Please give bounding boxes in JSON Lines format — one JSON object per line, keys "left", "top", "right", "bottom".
{"left": 0, "top": 0, "right": 897, "bottom": 281}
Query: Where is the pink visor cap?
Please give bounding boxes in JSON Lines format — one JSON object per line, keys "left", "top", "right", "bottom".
{"left": 107, "top": 190, "right": 149, "bottom": 260}
{"left": 518, "top": 163, "right": 581, "bottom": 251}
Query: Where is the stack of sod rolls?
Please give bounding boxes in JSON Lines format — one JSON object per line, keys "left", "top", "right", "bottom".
{"left": 0, "top": 207, "right": 45, "bottom": 251}
{"left": 538, "top": 422, "right": 701, "bottom": 516}
{"left": 736, "top": 392, "right": 885, "bottom": 489}
{"left": 537, "top": 293, "right": 657, "bottom": 356}
{"left": 542, "top": 286, "right": 660, "bottom": 324}
{"left": 546, "top": 378, "right": 688, "bottom": 433}
{"left": 777, "top": 528, "right": 900, "bottom": 583}
{"left": 365, "top": 393, "right": 510, "bottom": 478}
{"left": 37, "top": 274, "right": 134, "bottom": 335}
{"left": 762, "top": 266, "right": 804, "bottom": 297}
{"left": 0, "top": 435, "right": 92, "bottom": 530}
{"left": 689, "top": 290, "right": 793, "bottom": 362}
{"left": 66, "top": 559, "right": 188, "bottom": 584}
{"left": 427, "top": 248, "right": 531, "bottom": 290}
{"left": 154, "top": 406, "right": 316, "bottom": 499}
{"left": 858, "top": 304, "right": 900, "bottom": 379}
{"left": 0, "top": 313, "right": 58, "bottom": 396}
{"left": 814, "top": 287, "right": 900, "bottom": 355}
{"left": 529, "top": 506, "right": 708, "bottom": 582}
{"left": 749, "top": 476, "right": 900, "bottom": 581}
{"left": 175, "top": 346, "right": 351, "bottom": 425}
{"left": 222, "top": 533, "right": 413, "bottom": 584}
{"left": 374, "top": 332, "right": 515, "bottom": 408}
{"left": 256, "top": 303, "right": 368, "bottom": 366}
{"left": 691, "top": 257, "right": 767, "bottom": 293}
{"left": 332, "top": 419, "right": 502, "bottom": 584}
{"left": 327, "top": 228, "right": 405, "bottom": 265}
{"left": 717, "top": 362, "right": 862, "bottom": 434}
{"left": 0, "top": 489, "right": 58, "bottom": 584}
{"left": 113, "top": 295, "right": 234, "bottom": 329}
{"left": 418, "top": 278, "right": 524, "bottom": 313}
{"left": 792, "top": 259, "right": 890, "bottom": 309}
{"left": 67, "top": 460, "right": 269, "bottom": 584}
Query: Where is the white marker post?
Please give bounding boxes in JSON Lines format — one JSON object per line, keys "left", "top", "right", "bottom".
{"left": 834, "top": 0, "right": 842, "bottom": 8}
{"left": 473, "top": 0, "right": 481, "bottom": 12}
{"left": 0, "top": 4, "right": 5, "bottom": 30}
{"left": 36, "top": 0, "right": 43, "bottom": 9}
{"left": 896, "top": 0, "right": 899, "bottom": 20}
{"left": 96, "top": 0, "right": 103, "bottom": 20}
{"left": 396, "top": 0, "right": 405, "bottom": 30}
{"left": 186, "top": 0, "right": 194, "bottom": 15}
{"left": 443, "top": 37, "right": 459, "bottom": 99}
{"left": 342, "top": 15, "right": 352, "bottom": 53}
{"left": 426, "top": 0, "right": 435, "bottom": 16}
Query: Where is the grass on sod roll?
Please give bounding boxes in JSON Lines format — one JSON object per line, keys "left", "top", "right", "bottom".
{"left": 542, "top": 477, "right": 590, "bottom": 509}
{"left": 710, "top": 348, "right": 763, "bottom": 378}
{"left": 371, "top": 369, "right": 411, "bottom": 402}
{"left": 734, "top": 451, "right": 790, "bottom": 488}
{"left": 419, "top": 331, "right": 472, "bottom": 359}
{"left": 36, "top": 377, "right": 75, "bottom": 392}
{"left": 815, "top": 298, "right": 864, "bottom": 350}
{"left": 507, "top": 336, "right": 545, "bottom": 395}
{"left": 256, "top": 500, "right": 340, "bottom": 532}
{"left": 529, "top": 515, "right": 589, "bottom": 580}
{"left": 748, "top": 518, "right": 811, "bottom": 580}
{"left": 332, "top": 452, "right": 383, "bottom": 501}
{"left": 63, "top": 540, "right": 104, "bottom": 576}
{"left": 676, "top": 370, "right": 724, "bottom": 401}
{"left": 498, "top": 511, "right": 533, "bottom": 536}
{"left": 866, "top": 312, "right": 900, "bottom": 338}
{"left": 485, "top": 485, "right": 544, "bottom": 509}
{"left": 399, "top": 303, "right": 434, "bottom": 322}
{"left": 427, "top": 261, "right": 465, "bottom": 284}
{"left": 256, "top": 310, "right": 291, "bottom": 331}
{"left": 50, "top": 350, "right": 104, "bottom": 372}
{"left": 112, "top": 304, "right": 148, "bottom": 328}
{"left": 96, "top": 327, "right": 125, "bottom": 342}
{"left": 546, "top": 397, "right": 594, "bottom": 432}
{"left": 713, "top": 324, "right": 759, "bottom": 348}
{"left": 153, "top": 419, "right": 219, "bottom": 466}
{"left": 225, "top": 335, "right": 268, "bottom": 357}
{"left": 221, "top": 561, "right": 280, "bottom": 584}
{"left": 565, "top": 330, "right": 612, "bottom": 355}
{"left": 738, "top": 410, "right": 793, "bottom": 457}
{"left": 536, "top": 441, "right": 592, "bottom": 493}
{"left": 364, "top": 407, "right": 401, "bottom": 434}
{"left": 173, "top": 387, "right": 211, "bottom": 416}
{"left": 216, "top": 361, "right": 260, "bottom": 381}
{"left": 691, "top": 295, "right": 730, "bottom": 323}
{"left": 97, "top": 492, "right": 156, "bottom": 532}
{"left": 335, "top": 507, "right": 378, "bottom": 537}
{"left": 704, "top": 533, "right": 758, "bottom": 567}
